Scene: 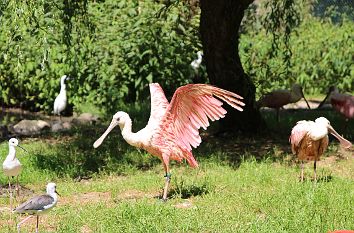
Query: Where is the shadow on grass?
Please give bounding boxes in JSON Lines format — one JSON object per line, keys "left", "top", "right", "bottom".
{"left": 2, "top": 105, "right": 352, "bottom": 180}
{"left": 168, "top": 183, "right": 209, "bottom": 199}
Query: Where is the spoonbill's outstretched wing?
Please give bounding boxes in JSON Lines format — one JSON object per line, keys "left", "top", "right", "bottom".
{"left": 146, "top": 83, "right": 169, "bottom": 129}
{"left": 153, "top": 84, "right": 244, "bottom": 154}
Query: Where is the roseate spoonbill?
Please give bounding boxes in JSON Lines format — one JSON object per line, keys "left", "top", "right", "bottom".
{"left": 190, "top": 51, "right": 203, "bottom": 71}
{"left": 289, "top": 117, "right": 352, "bottom": 182}
{"left": 53, "top": 75, "right": 69, "bottom": 118}
{"left": 257, "top": 84, "right": 311, "bottom": 122}
{"left": 318, "top": 86, "right": 354, "bottom": 120}
{"left": 329, "top": 230, "right": 354, "bottom": 233}
{"left": 14, "top": 183, "right": 59, "bottom": 233}
{"left": 93, "top": 83, "right": 245, "bottom": 200}
{"left": 2, "top": 138, "right": 27, "bottom": 208}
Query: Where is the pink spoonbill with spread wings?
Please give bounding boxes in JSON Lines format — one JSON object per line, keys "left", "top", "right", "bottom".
{"left": 93, "top": 83, "right": 245, "bottom": 200}
{"left": 289, "top": 117, "right": 352, "bottom": 182}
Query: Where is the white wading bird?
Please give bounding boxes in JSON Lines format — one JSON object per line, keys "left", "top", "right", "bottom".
{"left": 2, "top": 138, "right": 27, "bottom": 208}
{"left": 290, "top": 117, "right": 352, "bottom": 182}
{"left": 14, "top": 183, "right": 59, "bottom": 233}
{"left": 53, "top": 75, "right": 69, "bottom": 119}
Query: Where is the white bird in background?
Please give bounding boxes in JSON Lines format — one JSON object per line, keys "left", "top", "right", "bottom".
{"left": 191, "top": 51, "right": 203, "bottom": 71}
{"left": 289, "top": 117, "right": 352, "bottom": 182}
{"left": 14, "top": 183, "right": 59, "bottom": 233}
{"left": 53, "top": 75, "right": 69, "bottom": 119}
{"left": 2, "top": 138, "right": 27, "bottom": 209}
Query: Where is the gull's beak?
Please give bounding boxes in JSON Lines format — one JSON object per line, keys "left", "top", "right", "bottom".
{"left": 93, "top": 120, "right": 118, "bottom": 148}
{"left": 18, "top": 145, "right": 28, "bottom": 153}
{"left": 301, "top": 89, "right": 311, "bottom": 109}
{"left": 328, "top": 125, "right": 352, "bottom": 149}
{"left": 55, "top": 190, "right": 61, "bottom": 197}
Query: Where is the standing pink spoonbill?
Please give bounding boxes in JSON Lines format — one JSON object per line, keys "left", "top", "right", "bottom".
{"left": 289, "top": 117, "right": 352, "bottom": 182}
{"left": 318, "top": 86, "right": 354, "bottom": 120}
{"left": 93, "top": 83, "right": 245, "bottom": 200}
{"left": 257, "top": 84, "right": 311, "bottom": 122}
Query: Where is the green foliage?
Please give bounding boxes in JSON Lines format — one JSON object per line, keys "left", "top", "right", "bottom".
{"left": 240, "top": 8, "right": 353, "bottom": 97}
{"left": 0, "top": 0, "right": 200, "bottom": 114}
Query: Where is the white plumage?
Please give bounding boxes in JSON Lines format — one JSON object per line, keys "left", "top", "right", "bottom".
{"left": 53, "top": 75, "right": 69, "bottom": 117}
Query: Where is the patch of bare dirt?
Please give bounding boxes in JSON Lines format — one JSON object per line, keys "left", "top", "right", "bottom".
{"left": 115, "top": 190, "right": 159, "bottom": 201}
{"left": 173, "top": 200, "right": 195, "bottom": 209}
{"left": 60, "top": 191, "right": 112, "bottom": 206}
{"left": 81, "top": 225, "right": 93, "bottom": 233}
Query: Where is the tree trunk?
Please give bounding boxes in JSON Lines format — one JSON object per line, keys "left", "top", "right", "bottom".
{"left": 200, "top": 0, "right": 264, "bottom": 133}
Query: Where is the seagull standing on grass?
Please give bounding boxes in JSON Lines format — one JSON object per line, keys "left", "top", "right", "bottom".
{"left": 14, "top": 183, "right": 59, "bottom": 233}
{"left": 53, "top": 75, "right": 69, "bottom": 119}
{"left": 2, "top": 138, "right": 27, "bottom": 209}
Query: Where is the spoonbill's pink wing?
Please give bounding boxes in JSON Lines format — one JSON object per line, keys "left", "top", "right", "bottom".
{"left": 155, "top": 84, "right": 245, "bottom": 153}
{"left": 331, "top": 93, "right": 354, "bottom": 119}
{"left": 146, "top": 83, "right": 169, "bottom": 129}
{"left": 289, "top": 120, "right": 311, "bottom": 154}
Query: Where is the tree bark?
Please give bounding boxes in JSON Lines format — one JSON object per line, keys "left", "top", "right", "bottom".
{"left": 200, "top": 0, "right": 264, "bottom": 133}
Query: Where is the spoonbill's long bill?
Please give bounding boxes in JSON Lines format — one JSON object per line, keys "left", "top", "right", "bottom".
{"left": 2, "top": 138, "right": 27, "bottom": 209}
{"left": 53, "top": 75, "right": 69, "bottom": 119}
{"left": 289, "top": 117, "right": 352, "bottom": 182}
{"left": 14, "top": 183, "right": 59, "bottom": 233}
{"left": 94, "top": 83, "right": 245, "bottom": 200}
{"left": 257, "top": 84, "right": 310, "bottom": 122}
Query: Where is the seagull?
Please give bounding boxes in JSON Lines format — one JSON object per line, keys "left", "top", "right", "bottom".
{"left": 53, "top": 75, "right": 69, "bottom": 119}
{"left": 14, "top": 183, "right": 59, "bottom": 233}
{"left": 2, "top": 138, "right": 27, "bottom": 208}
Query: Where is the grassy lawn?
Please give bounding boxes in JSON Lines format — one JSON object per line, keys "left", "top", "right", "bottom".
{"left": 0, "top": 109, "right": 353, "bottom": 232}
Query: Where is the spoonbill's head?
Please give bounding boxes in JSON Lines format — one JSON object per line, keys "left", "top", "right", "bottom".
{"left": 314, "top": 117, "right": 352, "bottom": 149}
{"left": 46, "top": 182, "right": 60, "bottom": 196}
{"left": 60, "top": 75, "right": 70, "bottom": 85}
{"left": 93, "top": 111, "right": 130, "bottom": 148}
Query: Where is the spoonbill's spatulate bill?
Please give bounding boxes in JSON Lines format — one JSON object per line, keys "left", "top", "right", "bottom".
{"left": 93, "top": 83, "right": 245, "bottom": 200}
{"left": 290, "top": 117, "right": 352, "bottom": 182}
{"left": 2, "top": 138, "right": 27, "bottom": 209}
{"left": 53, "top": 75, "right": 69, "bottom": 118}
{"left": 14, "top": 183, "right": 59, "bottom": 233}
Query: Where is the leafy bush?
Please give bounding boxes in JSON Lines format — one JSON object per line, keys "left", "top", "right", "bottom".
{"left": 0, "top": 0, "right": 200, "bottom": 114}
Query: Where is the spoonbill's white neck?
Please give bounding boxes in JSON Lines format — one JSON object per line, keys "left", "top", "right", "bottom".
{"left": 119, "top": 115, "right": 141, "bottom": 147}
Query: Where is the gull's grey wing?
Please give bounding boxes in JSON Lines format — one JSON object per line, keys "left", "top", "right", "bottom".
{"left": 15, "top": 194, "right": 54, "bottom": 213}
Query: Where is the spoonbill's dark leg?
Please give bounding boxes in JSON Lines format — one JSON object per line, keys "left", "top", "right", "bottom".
{"left": 313, "top": 160, "right": 317, "bottom": 182}
{"left": 162, "top": 155, "right": 171, "bottom": 201}
{"left": 17, "top": 215, "right": 33, "bottom": 233}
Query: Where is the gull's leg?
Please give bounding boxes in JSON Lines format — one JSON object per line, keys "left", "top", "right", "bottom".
{"left": 8, "top": 177, "right": 13, "bottom": 211}
{"left": 17, "top": 215, "right": 33, "bottom": 233}
{"left": 16, "top": 176, "right": 20, "bottom": 197}
{"left": 36, "top": 215, "right": 39, "bottom": 233}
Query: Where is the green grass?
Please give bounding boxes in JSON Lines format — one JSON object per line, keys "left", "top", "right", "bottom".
{"left": 1, "top": 140, "right": 353, "bottom": 232}
{"left": 0, "top": 108, "right": 353, "bottom": 232}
